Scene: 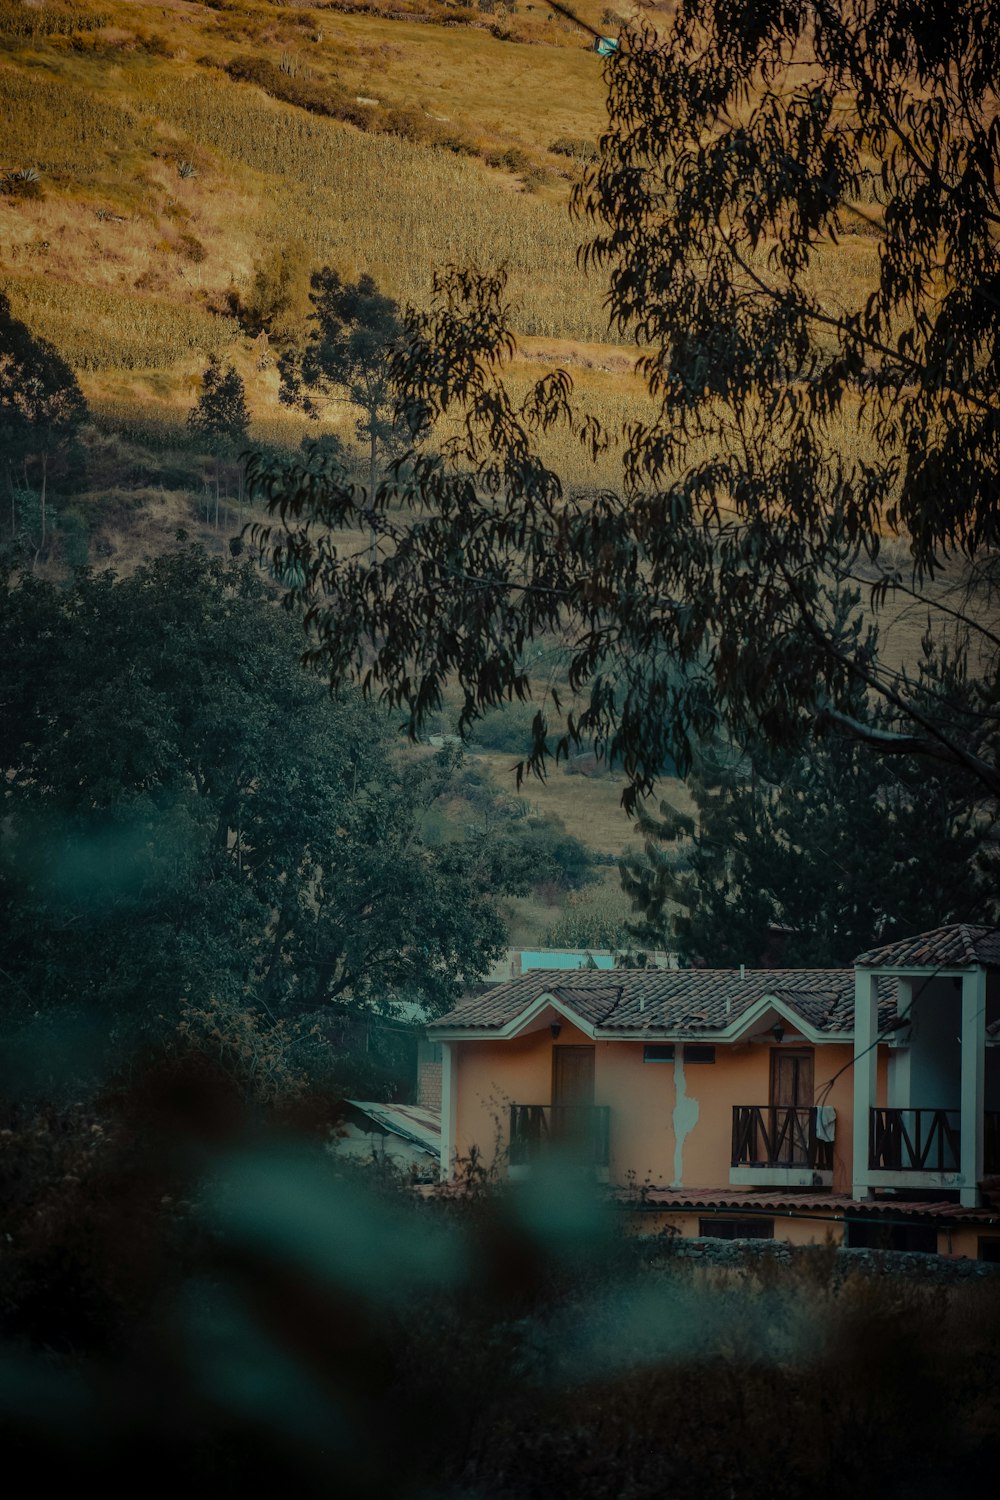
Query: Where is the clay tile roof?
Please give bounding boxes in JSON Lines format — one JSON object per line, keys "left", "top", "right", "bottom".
{"left": 430, "top": 968, "right": 896, "bottom": 1037}
{"left": 617, "top": 1187, "right": 1000, "bottom": 1223}
{"left": 854, "top": 923, "right": 1000, "bottom": 970}
{"left": 427, "top": 974, "right": 623, "bottom": 1032}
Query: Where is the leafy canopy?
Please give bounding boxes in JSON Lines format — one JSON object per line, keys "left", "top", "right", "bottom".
{"left": 0, "top": 548, "right": 525, "bottom": 1076}
{"left": 250, "top": 5, "right": 1000, "bottom": 808}
{"left": 278, "top": 269, "right": 406, "bottom": 492}
{"left": 0, "top": 289, "right": 87, "bottom": 485}
{"left": 187, "top": 355, "right": 251, "bottom": 452}
{"left": 622, "top": 646, "right": 998, "bottom": 968}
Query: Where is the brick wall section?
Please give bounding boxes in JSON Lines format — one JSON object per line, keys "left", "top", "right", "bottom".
{"left": 418, "top": 1060, "right": 442, "bottom": 1112}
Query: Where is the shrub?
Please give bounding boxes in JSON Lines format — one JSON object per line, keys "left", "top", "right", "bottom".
{"left": 472, "top": 699, "right": 539, "bottom": 753}
{"left": 549, "top": 135, "right": 599, "bottom": 163}
{"left": 176, "top": 232, "right": 207, "bottom": 263}
{"left": 1, "top": 167, "right": 43, "bottom": 200}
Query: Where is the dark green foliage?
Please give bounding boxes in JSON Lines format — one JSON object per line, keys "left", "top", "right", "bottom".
{"left": 249, "top": 7, "right": 1000, "bottom": 809}
{"left": 623, "top": 653, "right": 998, "bottom": 966}
{"left": 0, "top": 290, "right": 87, "bottom": 564}
{"left": 0, "top": 290, "right": 88, "bottom": 546}
{"left": 0, "top": 549, "right": 519, "bottom": 1094}
{"left": 472, "top": 698, "right": 539, "bottom": 753}
{"left": 187, "top": 355, "right": 250, "bottom": 453}
{"left": 279, "top": 268, "right": 406, "bottom": 498}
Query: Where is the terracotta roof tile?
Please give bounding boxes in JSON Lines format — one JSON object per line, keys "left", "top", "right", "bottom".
{"left": 617, "top": 1187, "right": 1000, "bottom": 1223}
{"left": 855, "top": 923, "right": 1000, "bottom": 970}
{"left": 430, "top": 968, "right": 896, "bottom": 1037}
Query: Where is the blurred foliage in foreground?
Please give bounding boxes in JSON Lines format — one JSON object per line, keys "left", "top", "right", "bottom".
{"left": 2, "top": 1057, "right": 999, "bottom": 1499}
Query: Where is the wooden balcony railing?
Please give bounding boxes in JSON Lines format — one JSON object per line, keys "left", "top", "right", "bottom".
{"left": 869, "top": 1108, "right": 961, "bottom": 1172}
{"left": 731, "top": 1105, "right": 833, "bottom": 1172}
{"left": 509, "top": 1104, "right": 611, "bottom": 1169}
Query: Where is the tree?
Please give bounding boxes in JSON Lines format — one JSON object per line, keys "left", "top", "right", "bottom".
{"left": 188, "top": 355, "right": 251, "bottom": 531}
{"left": 188, "top": 356, "right": 251, "bottom": 527}
{"left": 621, "top": 654, "right": 998, "bottom": 968}
{"left": 0, "top": 548, "right": 523, "bottom": 1091}
{"left": 278, "top": 268, "right": 406, "bottom": 505}
{"left": 188, "top": 355, "right": 250, "bottom": 451}
{"left": 248, "top": 6, "right": 1000, "bottom": 811}
{"left": 0, "top": 291, "right": 87, "bottom": 563}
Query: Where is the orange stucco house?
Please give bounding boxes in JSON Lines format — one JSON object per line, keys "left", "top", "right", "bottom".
{"left": 428, "top": 924, "right": 1000, "bottom": 1258}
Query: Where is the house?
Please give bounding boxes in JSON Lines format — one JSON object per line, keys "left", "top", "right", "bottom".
{"left": 428, "top": 923, "right": 1000, "bottom": 1258}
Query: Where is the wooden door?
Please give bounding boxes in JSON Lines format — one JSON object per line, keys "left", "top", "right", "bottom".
{"left": 551, "top": 1044, "right": 595, "bottom": 1155}
{"left": 552, "top": 1045, "right": 595, "bottom": 1108}
{"left": 769, "top": 1049, "right": 813, "bottom": 1164}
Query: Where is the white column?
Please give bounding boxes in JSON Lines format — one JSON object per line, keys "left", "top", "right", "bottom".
{"left": 852, "top": 969, "right": 880, "bottom": 1199}
{"left": 959, "top": 968, "right": 987, "bottom": 1207}
{"left": 887, "top": 978, "right": 912, "bottom": 1109}
{"left": 440, "top": 1040, "right": 457, "bottom": 1182}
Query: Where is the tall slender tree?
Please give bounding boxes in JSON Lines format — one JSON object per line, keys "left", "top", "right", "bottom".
{"left": 188, "top": 356, "right": 251, "bottom": 527}
{"left": 278, "top": 269, "right": 405, "bottom": 509}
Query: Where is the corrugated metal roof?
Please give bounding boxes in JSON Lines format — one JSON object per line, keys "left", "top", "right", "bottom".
{"left": 343, "top": 1101, "right": 441, "bottom": 1156}
{"left": 855, "top": 923, "right": 1000, "bottom": 970}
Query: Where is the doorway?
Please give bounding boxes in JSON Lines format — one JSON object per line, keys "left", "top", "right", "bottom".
{"left": 769, "top": 1048, "right": 814, "bottom": 1165}
{"left": 552, "top": 1044, "right": 596, "bottom": 1107}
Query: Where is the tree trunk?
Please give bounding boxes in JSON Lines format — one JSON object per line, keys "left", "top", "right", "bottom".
{"left": 32, "top": 452, "right": 47, "bottom": 570}
{"left": 368, "top": 422, "right": 377, "bottom": 567}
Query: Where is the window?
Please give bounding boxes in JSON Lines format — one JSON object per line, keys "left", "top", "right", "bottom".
{"left": 978, "top": 1237, "right": 1000, "bottom": 1263}
{"left": 698, "top": 1217, "right": 774, "bottom": 1240}
{"left": 643, "top": 1044, "right": 675, "bottom": 1063}
{"left": 683, "top": 1044, "right": 716, "bottom": 1063}
{"left": 845, "top": 1221, "right": 937, "bottom": 1254}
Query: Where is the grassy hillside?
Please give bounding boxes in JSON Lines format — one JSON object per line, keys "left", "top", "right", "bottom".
{"left": 0, "top": 0, "right": 653, "bottom": 551}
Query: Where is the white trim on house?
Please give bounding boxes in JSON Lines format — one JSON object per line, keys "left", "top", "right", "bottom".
{"left": 439, "top": 1040, "right": 457, "bottom": 1182}
{"left": 960, "top": 966, "right": 987, "bottom": 1207}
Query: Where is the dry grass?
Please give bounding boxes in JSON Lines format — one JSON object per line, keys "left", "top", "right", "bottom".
{"left": 469, "top": 748, "right": 693, "bottom": 857}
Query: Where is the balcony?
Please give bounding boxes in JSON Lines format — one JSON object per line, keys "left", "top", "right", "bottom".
{"left": 863, "top": 1109, "right": 1000, "bottom": 1193}
{"left": 869, "top": 1107, "right": 960, "bottom": 1175}
{"left": 509, "top": 1103, "right": 611, "bottom": 1178}
{"left": 730, "top": 1105, "right": 834, "bottom": 1188}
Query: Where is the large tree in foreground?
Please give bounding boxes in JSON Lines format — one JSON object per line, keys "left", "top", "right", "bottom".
{"left": 249, "top": 3, "right": 999, "bottom": 809}
{"left": 0, "top": 549, "right": 518, "bottom": 1084}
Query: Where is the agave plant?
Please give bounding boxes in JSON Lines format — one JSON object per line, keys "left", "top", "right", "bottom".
{"left": 2, "top": 167, "right": 43, "bottom": 200}
{"left": 177, "top": 160, "right": 197, "bottom": 180}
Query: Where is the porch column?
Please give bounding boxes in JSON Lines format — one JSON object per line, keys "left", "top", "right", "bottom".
{"left": 440, "top": 1041, "right": 457, "bottom": 1182}
{"left": 959, "top": 968, "right": 987, "bottom": 1207}
{"left": 852, "top": 968, "right": 880, "bottom": 1199}
{"left": 887, "top": 978, "right": 913, "bottom": 1109}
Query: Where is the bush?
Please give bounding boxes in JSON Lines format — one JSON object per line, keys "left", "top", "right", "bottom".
{"left": 472, "top": 699, "right": 540, "bottom": 754}
{"left": 549, "top": 136, "right": 599, "bottom": 163}
{"left": 1, "top": 168, "right": 43, "bottom": 200}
